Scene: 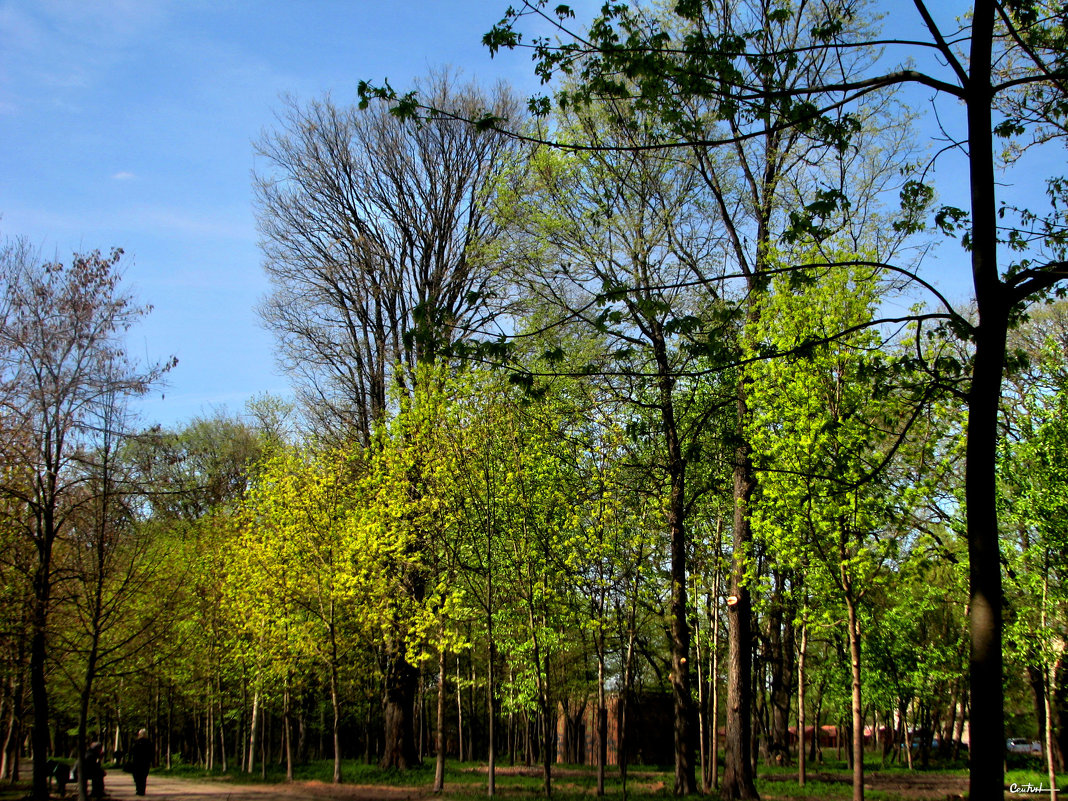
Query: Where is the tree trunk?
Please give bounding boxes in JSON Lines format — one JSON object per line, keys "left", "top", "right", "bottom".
{"left": 488, "top": 645, "right": 497, "bottom": 796}
{"left": 331, "top": 660, "right": 343, "bottom": 784}
{"left": 766, "top": 572, "right": 794, "bottom": 766}
{"left": 29, "top": 550, "right": 52, "bottom": 801}
{"left": 283, "top": 684, "right": 294, "bottom": 781}
{"left": 456, "top": 656, "right": 464, "bottom": 763}
{"left": 381, "top": 644, "right": 419, "bottom": 770}
{"left": 844, "top": 593, "right": 864, "bottom": 801}
{"left": 695, "top": 577, "right": 707, "bottom": 792}
{"left": 434, "top": 646, "right": 446, "bottom": 792}
{"left": 76, "top": 625, "right": 102, "bottom": 801}
{"left": 1046, "top": 657, "right": 1062, "bottom": 801}
{"left": 965, "top": 5, "right": 1007, "bottom": 799}
{"left": 218, "top": 674, "right": 228, "bottom": 773}
{"left": 1, "top": 666, "right": 24, "bottom": 782}
{"left": 541, "top": 697, "right": 553, "bottom": 798}
{"left": 659, "top": 365, "right": 698, "bottom": 796}
{"left": 596, "top": 647, "right": 607, "bottom": 796}
{"left": 711, "top": 576, "right": 721, "bottom": 791}
{"left": 247, "top": 688, "right": 259, "bottom": 774}
{"left": 798, "top": 620, "right": 807, "bottom": 788}
{"left": 723, "top": 378, "right": 759, "bottom": 800}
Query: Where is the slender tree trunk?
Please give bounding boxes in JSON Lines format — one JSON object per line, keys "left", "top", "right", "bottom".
{"left": 766, "top": 573, "right": 793, "bottom": 765}
{"left": 723, "top": 377, "right": 759, "bottom": 800}
{"left": 456, "top": 657, "right": 464, "bottom": 763}
{"left": 695, "top": 576, "right": 707, "bottom": 792}
{"left": 486, "top": 501, "right": 496, "bottom": 798}
{"left": 261, "top": 706, "right": 267, "bottom": 778}
{"left": 1042, "top": 572, "right": 1061, "bottom": 801}
{"left": 541, "top": 695, "right": 553, "bottom": 798}
{"left": 434, "top": 645, "right": 446, "bottom": 792}
{"left": 283, "top": 684, "right": 294, "bottom": 781}
{"left": 1045, "top": 656, "right": 1061, "bottom": 801}
{"left": 30, "top": 546, "right": 53, "bottom": 801}
{"left": 76, "top": 643, "right": 100, "bottom": 801}
{"left": 218, "top": 674, "right": 228, "bottom": 773}
{"left": 247, "top": 688, "right": 259, "bottom": 774}
{"left": 331, "top": 659, "right": 342, "bottom": 784}
{"left": 167, "top": 686, "right": 173, "bottom": 770}
{"left": 798, "top": 620, "right": 807, "bottom": 788}
{"left": 844, "top": 593, "right": 863, "bottom": 801}
{"left": 711, "top": 574, "right": 721, "bottom": 791}
{"left": 0, "top": 696, "right": 12, "bottom": 782}
{"left": 658, "top": 364, "right": 698, "bottom": 795}
{"left": 1, "top": 662, "right": 25, "bottom": 782}
{"left": 596, "top": 645, "right": 607, "bottom": 797}
{"left": 952, "top": 691, "right": 968, "bottom": 762}
{"left": 207, "top": 685, "right": 214, "bottom": 770}
{"left": 619, "top": 625, "right": 634, "bottom": 799}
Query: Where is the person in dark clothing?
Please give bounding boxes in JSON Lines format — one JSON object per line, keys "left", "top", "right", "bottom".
{"left": 130, "top": 728, "right": 153, "bottom": 796}
{"left": 84, "top": 741, "right": 106, "bottom": 799}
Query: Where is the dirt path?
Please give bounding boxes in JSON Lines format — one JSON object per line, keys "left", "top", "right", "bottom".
{"left": 86, "top": 774, "right": 429, "bottom": 801}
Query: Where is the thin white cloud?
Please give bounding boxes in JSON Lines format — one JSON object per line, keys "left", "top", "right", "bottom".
{"left": 112, "top": 171, "right": 137, "bottom": 181}
{"left": 5, "top": 203, "right": 253, "bottom": 242}
{"left": 1, "top": 0, "right": 175, "bottom": 108}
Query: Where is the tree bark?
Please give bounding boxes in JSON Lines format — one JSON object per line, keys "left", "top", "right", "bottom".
{"left": 723, "top": 379, "right": 759, "bottom": 800}
{"left": 596, "top": 646, "right": 607, "bottom": 796}
{"left": 30, "top": 546, "right": 52, "bottom": 801}
{"left": 798, "top": 620, "right": 807, "bottom": 788}
{"left": 965, "top": 4, "right": 1007, "bottom": 799}
{"left": 711, "top": 573, "right": 721, "bottom": 791}
{"left": 247, "top": 688, "right": 259, "bottom": 774}
{"left": 844, "top": 592, "right": 864, "bottom": 801}
{"left": 434, "top": 646, "right": 446, "bottom": 792}
{"left": 331, "top": 657, "right": 343, "bottom": 784}
{"left": 381, "top": 647, "right": 419, "bottom": 770}
{"left": 657, "top": 353, "right": 698, "bottom": 795}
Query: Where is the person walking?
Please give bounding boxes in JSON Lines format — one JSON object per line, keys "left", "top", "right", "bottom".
{"left": 84, "top": 741, "right": 106, "bottom": 799}
{"left": 130, "top": 729, "right": 153, "bottom": 796}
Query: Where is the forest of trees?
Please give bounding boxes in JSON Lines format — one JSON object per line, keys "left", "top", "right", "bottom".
{"left": 1, "top": 2, "right": 1067, "bottom": 801}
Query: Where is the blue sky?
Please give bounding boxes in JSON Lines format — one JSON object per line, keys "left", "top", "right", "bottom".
{"left": 1, "top": 1, "right": 1056, "bottom": 430}
{"left": 0, "top": 0, "right": 561, "bottom": 428}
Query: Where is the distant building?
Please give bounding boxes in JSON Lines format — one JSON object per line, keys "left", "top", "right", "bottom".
{"left": 557, "top": 693, "right": 675, "bottom": 766}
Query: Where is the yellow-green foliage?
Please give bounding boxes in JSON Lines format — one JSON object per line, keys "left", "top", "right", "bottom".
{"left": 746, "top": 253, "right": 900, "bottom": 604}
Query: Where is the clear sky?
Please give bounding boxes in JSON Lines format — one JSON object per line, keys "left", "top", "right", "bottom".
{"left": 0, "top": 0, "right": 563, "bottom": 428}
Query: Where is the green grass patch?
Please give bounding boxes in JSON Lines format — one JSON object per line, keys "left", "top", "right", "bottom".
{"left": 154, "top": 757, "right": 1065, "bottom": 800}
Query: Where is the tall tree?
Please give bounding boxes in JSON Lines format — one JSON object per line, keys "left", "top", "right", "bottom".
{"left": 747, "top": 258, "right": 920, "bottom": 801}
{"left": 500, "top": 103, "right": 725, "bottom": 793}
{"left": 255, "top": 74, "right": 522, "bottom": 445}
{"left": 255, "top": 75, "right": 525, "bottom": 767}
{"left": 0, "top": 240, "right": 168, "bottom": 800}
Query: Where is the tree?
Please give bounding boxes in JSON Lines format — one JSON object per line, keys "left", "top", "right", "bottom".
{"left": 747, "top": 257, "right": 921, "bottom": 801}
{"left": 0, "top": 240, "right": 169, "bottom": 800}
{"left": 254, "top": 74, "right": 523, "bottom": 445}
{"left": 235, "top": 443, "right": 378, "bottom": 784}
{"left": 255, "top": 74, "right": 527, "bottom": 769}
{"left": 498, "top": 101, "right": 726, "bottom": 793}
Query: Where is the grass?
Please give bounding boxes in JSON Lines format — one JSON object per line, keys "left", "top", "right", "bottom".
{"left": 153, "top": 756, "right": 1066, "bottom": 800}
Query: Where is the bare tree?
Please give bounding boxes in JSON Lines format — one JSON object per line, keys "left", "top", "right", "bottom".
{"left": 254, "top": 73, "right": 523, "bottom": 445}
{"left": 0, "top": 240, "right": 169, "bottom": 801}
